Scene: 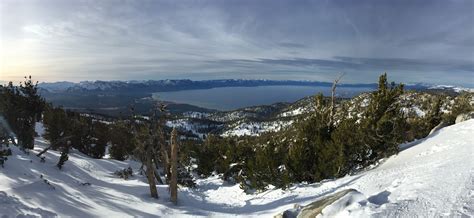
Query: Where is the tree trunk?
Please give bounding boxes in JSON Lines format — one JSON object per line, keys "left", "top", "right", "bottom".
{"left": 36, "top": 145, "right": 51, "bottom": 157}
{"left": 154, "top": 168, "right": 164, "bottom": 184}
{"left": 145, "top": 147, "right": 158, "bottom": 199}
{"left": 161, "top": 143, "right": 170, "bottom": 181}
{"left": 169, "top": 128, "right": 178, "bottom": 204}
{"left": 37, "top": 136, "right": 72, "bottom": 157}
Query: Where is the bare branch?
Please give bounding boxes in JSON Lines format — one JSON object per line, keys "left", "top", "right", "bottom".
{"left": 329, "top": 73, "right": 346, "bottom": 129}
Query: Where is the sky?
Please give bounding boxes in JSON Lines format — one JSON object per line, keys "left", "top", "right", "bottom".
{"left": 0, "top": 0, "right": 473, "bottom": 86}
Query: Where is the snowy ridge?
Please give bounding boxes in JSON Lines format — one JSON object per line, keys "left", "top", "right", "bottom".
{"left": 429, "top": 84, "right": 474, "bottom": 93}
{"left": 278, "top": 107, "right": 306, "bottom": 118}
{"left": 1, "top": 120, "right": 473, "bottom": 217}
{"left": 221, "top": 120, "right": 294, "bottom": 137}
{"left": 166, "top": 119, "right": 222, "bottom": 139}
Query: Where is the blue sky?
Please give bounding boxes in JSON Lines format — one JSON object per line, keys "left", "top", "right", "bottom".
{"left": 0, "top": 0, "right": 473, "bottom": 86}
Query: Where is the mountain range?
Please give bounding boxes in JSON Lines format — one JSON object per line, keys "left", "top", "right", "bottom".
{"left": 38, "top": 79, "right": 433, "bottom": 93}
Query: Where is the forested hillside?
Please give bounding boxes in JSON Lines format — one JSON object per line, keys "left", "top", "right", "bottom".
{"left": 1, "top": 74, "right": 473, "bottom": 217}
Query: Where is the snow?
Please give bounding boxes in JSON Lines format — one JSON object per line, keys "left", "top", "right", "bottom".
{"left": 209, "top": 111, "right": 259, "bottom": 122}
{"left": 429, "top": 84, "right": 474, "bottom": 93}
{"left": 1, "top": 120, "right": 473, "bottom": 217}
{"left": 401, "top": 106, "right": 426, "bottom": 117}
{"left": 316, "top": 119, "right": 474, "bottom": 217}
{"left": 0, "top": 191, "right": 57, "bottom": 217}
{"left": 182, "top": 111, "right": 210, "bottom": 119}
{"left": 166, "top": 119, "right": 221, "bottom": 139}
{"left": 221, "top": 120, "right": 293, "bottom": 137}
{"left": 38, "top": 82, "right": 75, "bottom": 92}
{"left": 360, "top": 98, "right": 370, "bottom": 107}
{"left": 279, "top": 107, "right": 306, "bottom": 117}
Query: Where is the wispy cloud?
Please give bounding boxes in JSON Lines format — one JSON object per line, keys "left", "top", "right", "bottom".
{"left": 0, "top": 0, "right": 472, "bottom": 86}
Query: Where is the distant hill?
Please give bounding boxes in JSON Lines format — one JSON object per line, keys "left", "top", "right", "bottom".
{"left": 39, "top": 79, "right": 385, "bottom": 93}
{"left": 35, "top": 79, "right": 470, "bottom": 117}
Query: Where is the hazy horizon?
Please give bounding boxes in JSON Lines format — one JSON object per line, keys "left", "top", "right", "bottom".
{"left": 1, "top": 77, "right": 474, "bottom": 89}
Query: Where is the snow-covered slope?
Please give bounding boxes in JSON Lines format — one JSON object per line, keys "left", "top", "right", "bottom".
{"left": 316, "top": 119, "right": 474, "bottom": 217}
{"left": 221, "top": 120, "right": 293, "bottom": 137}
{"left": 1, "top": 120, "right": 473, "bottom": 217}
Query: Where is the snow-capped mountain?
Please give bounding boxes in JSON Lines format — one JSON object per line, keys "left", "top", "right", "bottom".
{"left": 38, "top": 79, "right": 473, "bottom": 94}
{"left": 429, "top": 84, "right": 474, "bottom": 93}
{"left": 38, "top": 79, "right": 380, "bottom": 93}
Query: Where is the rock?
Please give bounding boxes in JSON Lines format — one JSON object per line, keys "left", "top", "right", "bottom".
{"left": 274, "top": 204, "right": 301, "bottom": 218}
{"left": 455, "top": 111, "right": 474, "bottom": 124}
{"left": 429, "top": 121, "right": 449, "bottom": 135}
{"left": 297, "top": 189, "right": 357, "bottom": 218}
{"left": 275, "top": 189, "right": 357, "bottom": 218}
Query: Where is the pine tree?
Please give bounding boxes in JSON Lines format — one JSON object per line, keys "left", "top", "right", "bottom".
{"left": 359, "top": 73, "right": 405, "bottom": 163}
{"left": 244, "top": 139, "right": 288, "bottom": 190}
{"left": 90, "top": 121, "right": 109, "bottom": 158}
{"left": 0, "top": 124, "right": 12, "bottom": 168}
{"left": 68, "top": 115, "right": 93, "bottom": 156}
{"left": 443, "top": 92, "right": 473, "bottom": 124}
{"left": 425, "top": 96, "right": 443, "bottom": 132}
{"left": 43, "top": 106, "right": 69, "bottom": 148}
{"left": 0, "top": 77, "right": 45, "bottom": 150}
{"left": 196, "top": 134, "right": 219, "bottom": 177}
{"left": 286, "top": 93, "right": 343, "bottom": 183}
{"left": 0, "top": 85, "right": 13, "bottom": 166}
{"left": 17, "top": 76, "right": 45, "bottom": 149}
{"left": 109, "top": 121, "right": 135, "bottom": 161}
{"left": 331, "top": 120, "right": 363, "bottom": 175}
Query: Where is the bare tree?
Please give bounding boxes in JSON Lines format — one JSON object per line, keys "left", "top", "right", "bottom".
{"left": 145, "top": 136, "right": 158, "bottom": 198}
{"left": 157, "top": 103, "right": 171, "bottom": 182}
{"left": 137, "top": 104, "right": 162, "bottom": 199}
{"left": 169, "top": 127, "right": 178, "bottom": 204}
{"left": 329, "top": 73, "right": 345, "bottom": 129}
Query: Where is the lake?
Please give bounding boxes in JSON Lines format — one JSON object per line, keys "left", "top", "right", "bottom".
{"left": 153, "top": 85, "right": 373, "bottom": 111}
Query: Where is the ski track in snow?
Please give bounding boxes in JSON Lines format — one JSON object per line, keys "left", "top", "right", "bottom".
{"left": 1, "top": 120, "right": 473, "bottom": 217}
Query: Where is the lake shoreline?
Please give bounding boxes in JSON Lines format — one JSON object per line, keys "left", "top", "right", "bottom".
{"left": 153, "top": 85, "right": 374, "bottom": 111}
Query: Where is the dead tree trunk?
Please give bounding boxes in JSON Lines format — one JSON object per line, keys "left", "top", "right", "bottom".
{"left": 145, "top": 144, "right": 158, "bottom": 199}
{"left": 157, "top": 103, "right": 171, "bottom": 182}
{"left": 37, "top": 145, "right": 52, "bottom": 157}
{"left": 37, "top": 136, "right": 72, "bottom": 157}
{"left": 169, "top": 127, "right": 178, "bottom": 204}
{"left": 161, "top": 145, "right": 170, "bottom": 180}
{"left": 329, "top": 73, "right": 345, "bottom": 129}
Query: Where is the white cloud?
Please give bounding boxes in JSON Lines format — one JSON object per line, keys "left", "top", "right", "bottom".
{"left": 0, "top": 0, "right": 472, "bottom": 86}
